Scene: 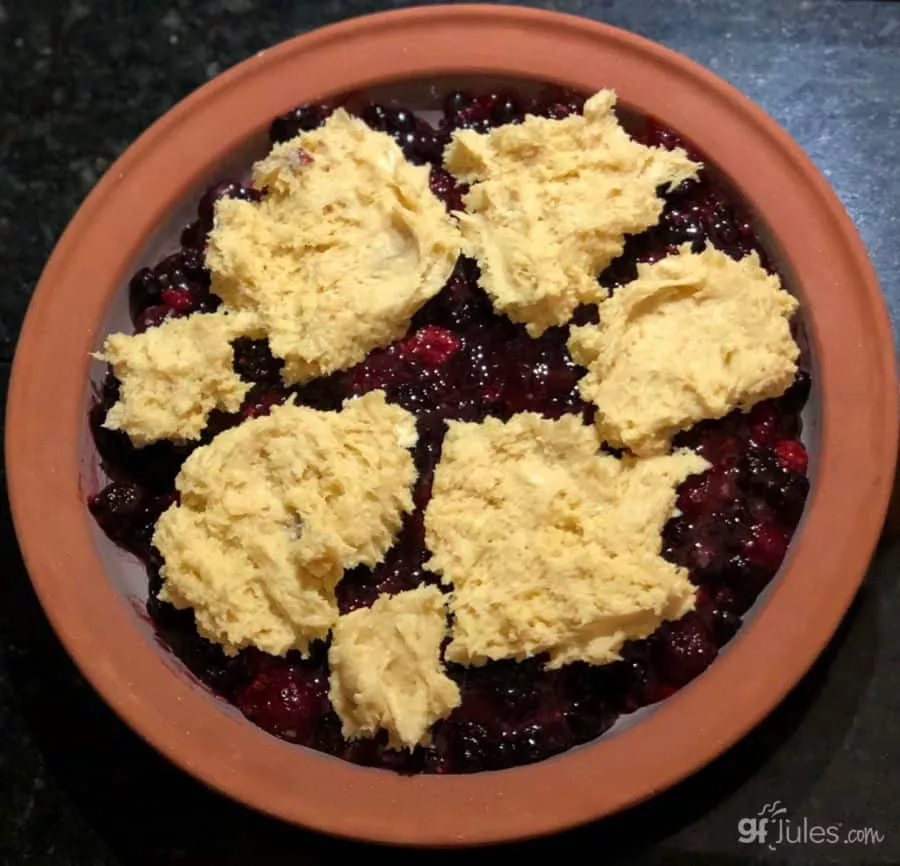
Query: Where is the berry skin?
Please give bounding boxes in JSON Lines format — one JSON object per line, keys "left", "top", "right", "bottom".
{"left": 774, "top": 439, "right": 808, "bottom": 475}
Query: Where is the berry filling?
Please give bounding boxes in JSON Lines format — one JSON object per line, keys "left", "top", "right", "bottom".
{"left": 86, "top": 89, "right": 811, "bottom": 774}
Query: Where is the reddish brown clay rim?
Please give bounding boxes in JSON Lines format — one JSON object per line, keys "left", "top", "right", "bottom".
{"left": 6, "top": 4, "right": 898, "bottom": 847}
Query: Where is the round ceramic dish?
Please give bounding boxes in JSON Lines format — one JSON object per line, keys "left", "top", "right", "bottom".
{"left": 6, "top": 3, "right": 898, "bottom": 847}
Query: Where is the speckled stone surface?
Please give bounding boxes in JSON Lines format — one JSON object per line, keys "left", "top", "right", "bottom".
{"left": 1, "top": 1, "right": 899, "bottom": 863}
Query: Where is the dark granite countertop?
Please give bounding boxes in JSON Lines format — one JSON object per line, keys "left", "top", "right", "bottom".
{"left": 1, "top": 1, "right": 899, "bottom": 863}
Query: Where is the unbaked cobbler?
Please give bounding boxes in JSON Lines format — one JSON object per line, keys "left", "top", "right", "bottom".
{"left": 87, "top": 86, "right": 811, "bottom": 774}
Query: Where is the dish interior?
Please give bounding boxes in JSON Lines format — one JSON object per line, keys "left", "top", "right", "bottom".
{"left": 80, "top": 73, "right": 820, "bottom": 768}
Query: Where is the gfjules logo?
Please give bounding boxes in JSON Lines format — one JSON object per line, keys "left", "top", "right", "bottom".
{"left": 737, "top": 801, "right": 885, "bottom": 851}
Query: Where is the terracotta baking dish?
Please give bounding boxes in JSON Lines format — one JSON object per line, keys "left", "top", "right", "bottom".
{"left": 5, "top": 3, "right": 898, "bottom": 847}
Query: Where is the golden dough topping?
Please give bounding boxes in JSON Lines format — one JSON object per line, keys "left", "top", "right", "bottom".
{"left": 152, "top": 391, "right": 418, "bottom": 657}
{"left": 89, "top": 92, "right": 808, "bottom": 751}
{"left": 443, "top": 90, "right": 700, "bottom": 335}
{"left": 205, "top": 108, "right": 461, "bottom": 384}
{"left": 328, "top": 586, "right": 461, "bottom": 750}
{"left": 424, "top": 413, "right": 708, "bottom": 668}
{"left": 96, "top": 310, "right": 260, "bottom": 447}
{"left": 568, "top": 244, "right": 800, "bottom": 456}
